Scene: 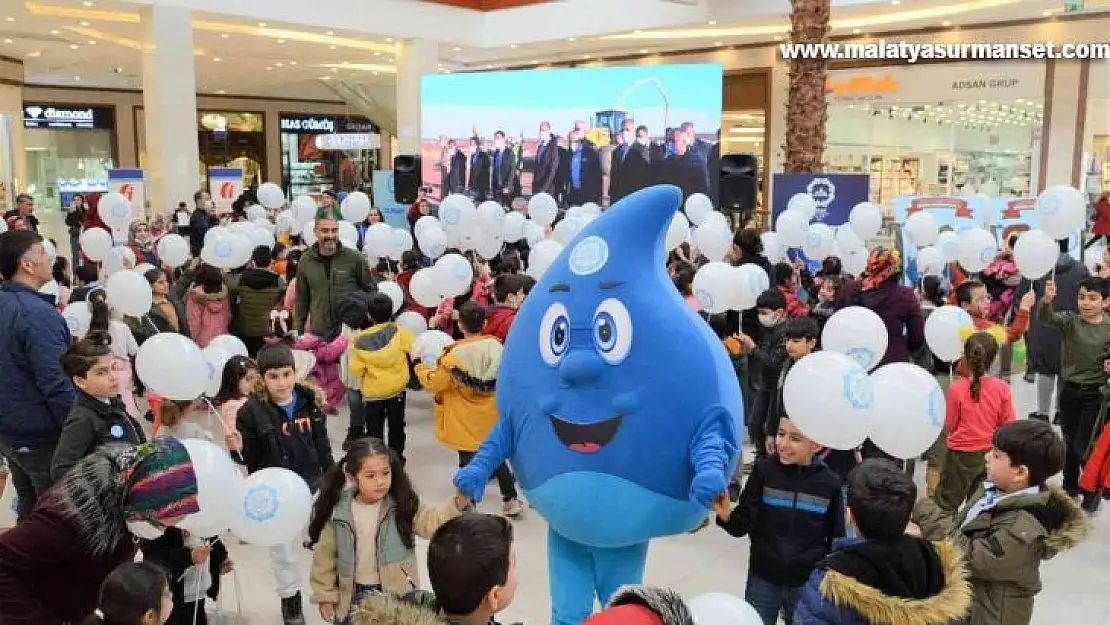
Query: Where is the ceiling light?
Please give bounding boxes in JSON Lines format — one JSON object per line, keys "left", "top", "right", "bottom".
{"left": 942, "top": 20, "right": 952, "bottom": 26}
{"left": 708, "top": 20, "right": 717, "bottom": 25}
{"left": 329, "top": 45, "right": 336, "bottom": 50}
{"left": 453, "top": 47, "right": 461, "bottom": 52}
{"left": 213, "top": 57, "right": 221, "bottom": 61}
{"left": 326, "top": 30, "right": 334, "bottom": 35}
{"left": 216, "top": 89, "right": 226, "bottom": 94}
{"left": 258, "top": 22, "right": 267, "bottom": 27}
{"left": 1, "top": 38, "right": 10, "bottom": 44}
{"left": 290, "top": 60, "right": 297, "bottom": 65}
{"left": 372, "top": 71, "right": 379, "bottom": 76}
{"left": 633, "top": 29, "right": 642, "bottom": 34}
{"left": 74, "top": 76, "right": 80, "bottom": 81}
{"left": 275, "top": 62, "right": 284, "bottom": 67}
{"left": 891, "top": 0, "right": 900, "bottom": 4}
{"left": 50, "top": 29, "right": 59, "bottom": 35}
{"left": 79, "top": 21, "right": 89, "bottom": 26}
{"left": 1042, "top": 10, "right": 1053, "bottom": 16}
{"left": 714, "top": 41, "right": 723, "bottom": 46}
{"left": 330, "top": 67, "right": 338, "bottom": 72}
{"left": 220, "top": 33, "right": 228, "bottom": 38}
{"left": 532, "top": 60, "right": 539, "bottom": 64}
{"left": 69, "top": 43, "right": 78, "bottom": 49}
{"left": 510, "top": 44, "right": 517, "bottom": 48}
{"left": 4, "top": 17, "right": 13, "bottom": 22}
{"left": 321, "top": 75, "right": 331, "bottom": 80}
{"left": 265, "top": 66, "right": 273, "bottom": 70}
{"left": 342, "top": 60, "right": 349, "bottom": 65}
{"left": 277, "top": 39, "right": 286, "bottom": 44}
{"left": 487, "top": 64, "right": 493, "bottom": 69}
{"left": 582, "top": 54, "right": 590, "bottom": 59}
{"left": 639, "top": 49, "right": 648, "bottom": 54}
{"left": 27, "top": 51, "right": 40, "bottom": 57}
{"left": 852, "top": 28, "right": 861, "bottom": 34}
{"left": 87, "top": 40, "right": 96, "bottom": 45}
{"left": 385, "top": 37, "right": 393, "bottom": 43}
{"left": 774, "top": 35, "right": 783, "bottom": 41}
{"left": 567, "top": 37, "right": 576, "bottom": 41}
{"left": 82, "top": 0, "right": 94, "bottom": 5}
{"left": 445, "top": 70, "right": 452, "bottom": 74}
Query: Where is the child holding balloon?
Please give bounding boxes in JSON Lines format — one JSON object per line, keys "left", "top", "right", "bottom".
{"left": 308, "top": 438, "right": 471, "bottom": 625}
{"left": 935, "top": 332, "right": 1017, "bottom": 512}
{"left": 953, "top": 280, "right": 1033, "bottom": 378}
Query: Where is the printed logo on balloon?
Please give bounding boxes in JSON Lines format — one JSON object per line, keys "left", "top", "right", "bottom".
{"left": 927, "top": 386, "right": 943, "bottom": 428}
{"left": 843, "top": 368, "right": 874, "bottom": 411}
{"left": 243, "top": 484, "right": 281, "bottom": 522}
{"left": 846, "top": 347, "right": 875, "bottom": 370}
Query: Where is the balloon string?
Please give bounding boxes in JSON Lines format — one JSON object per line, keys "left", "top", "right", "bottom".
{"left": 203, "top": 398, "right": 229, "bottom": 436}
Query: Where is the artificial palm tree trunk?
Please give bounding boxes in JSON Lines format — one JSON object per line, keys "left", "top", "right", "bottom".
{"left": 785, "top": 0, "right": 831, "bottom": 173}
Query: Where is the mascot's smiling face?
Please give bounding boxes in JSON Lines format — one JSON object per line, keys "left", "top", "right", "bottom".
{"left": 497, "top": 186, "right": 742, "bottom": 547}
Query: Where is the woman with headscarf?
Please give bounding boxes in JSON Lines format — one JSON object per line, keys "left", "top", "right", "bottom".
{"left": 0, "top": 438, "right": 199, "bottom": 625}
{"left": 836, "top": 247, "right": 926, "bottom": 367}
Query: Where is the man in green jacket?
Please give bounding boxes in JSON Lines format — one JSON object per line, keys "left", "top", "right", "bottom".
{"left": 295, "top": 213, "right": 377, "bottom": 339}
{"left": 230, "top": 246, "right": 286, "bottom": 356}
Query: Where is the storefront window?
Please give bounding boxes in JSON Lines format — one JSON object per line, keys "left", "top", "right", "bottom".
{"left": 1081, "top": 61, "right": 1110, "bottom": 205}
{"left": 22, "top": 102, "right": 116, "bottom": 215}
{"left": 136, "top": 109, "right": 266, "bottom": 189}
{"left": 0, "top": 112, "right": 13, "bottom": 214}
{"left": 279, "top": 113, "right": 380, "bottom": 200}
{"left": 824, "top": 62, "right": 1044, "bottom": 207}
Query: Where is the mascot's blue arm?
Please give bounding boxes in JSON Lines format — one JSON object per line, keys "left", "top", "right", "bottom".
{"left": 453, "top": 416, "right": 514, "bottom": 501}
{"left": 688, "top": 405, "right": 740, "bottom": 507}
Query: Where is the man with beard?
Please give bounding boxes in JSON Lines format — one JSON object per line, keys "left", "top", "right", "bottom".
{"left": 294, "top": 213, "right": 378, "bottom": 339}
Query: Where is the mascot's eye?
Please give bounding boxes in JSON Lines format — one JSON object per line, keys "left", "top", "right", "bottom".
{"left": 593, "top": 298, "right": 632, "bottom": 364}
{"left": 539, "top": 303, "right": 571, "bottom": 366}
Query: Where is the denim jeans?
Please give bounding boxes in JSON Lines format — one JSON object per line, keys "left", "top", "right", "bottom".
{"left": 745, "top": 574, "right": 803, "bottom": 625}
{"left": 0, "top": 438, "right": 57, "bottom": 522}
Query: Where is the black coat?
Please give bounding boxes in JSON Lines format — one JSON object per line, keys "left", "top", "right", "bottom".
{"left": 717, "top": 456, "right": 845, "bottom": 588}
{"left": 51, "top": 392, "right": 146, "bottom": 481}
{"left": 533, "top": 139, "right": 561, "bottom": 195}
{"left": 564, "top": 143, "right": 603, "bottom": 205}
{"left": 235, "top": 384, "right": 335, "bottom": 487}
{"left": 467, "top": 151, "right": 491, "bottom": 200}
{"left": 140, "top": 528, "right": 229, "bottom": 609}
{"left": 661, "top": 151, "right": 710, "bottom": 202}
{"left": 609, "top": 143, "right": 652, "bottom": 204}
{"left": 1019, "top": 253, "right": 1090, "bottom": 375}
{"left": 490, "top": 148, "right": 516, "bottom": 196}
{"left": 446, "top": 151, "right": 467, "bottom": 195}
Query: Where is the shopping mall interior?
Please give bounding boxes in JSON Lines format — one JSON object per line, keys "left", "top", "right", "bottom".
{"left": 2, "top": 0, "right": 1110, "bottom": 624}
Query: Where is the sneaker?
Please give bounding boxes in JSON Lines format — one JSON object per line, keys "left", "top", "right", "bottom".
{"left": 1023, "top": 372, "right": 1035, "bottom": 383}
{"left": 1053, "top": 412, "right": 1062, "bottom": 425}
{"left": 1028, "top": 412, "right": 1049, "bottom": 422}
{"left": 503, "top": 498, "right": 524, "bottom": 518}
{"left": 280, "top": 592, "right": 306, "bottom": 625}
{"left": 1082, "top": 492, "right": 1101, "bottom": 515}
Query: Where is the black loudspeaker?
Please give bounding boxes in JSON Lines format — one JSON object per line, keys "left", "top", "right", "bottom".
{"left": 719, "top": 153, "right": 758, "bottom": 214}
{"left": 393, "top": 155, "right": 422, "bottom": 204}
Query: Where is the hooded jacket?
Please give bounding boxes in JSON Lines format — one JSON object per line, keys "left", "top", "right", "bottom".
{"left": 483, "top": 306, "right": 517, "bottom": 343}
{"left": 1017, "top": 253, "right": 1089, "bottom": 375}
{"left": 415, "top": 336, "right": 502, "bottom": 452}
{"left": 50, "top": 391, "right": 146, "bottom": 481}
{"left": 185, "top": 285, "right": 231, "bottom": 348}
{"left": 349, "top": 322, "right": 415, "bottom": 400}
{"left": 351, "top": 591, "right": 520, "bottom": 625}
{"left": 230, "top": 267, "right": 286, "bottom": 337}
{"left": 585, "top": 585, "right": 694, "bottom": 625}
{"left": 913, "top": 485, "right": 1088, "bottom": 625}
{"left": 294, "top": 242, "right": 377, "bottom": 338}
{"left": 793, "top": 536, "right": 972, "bottom": 625}
{"left": 236, "top": 383, "right": 335, "bottom": 486}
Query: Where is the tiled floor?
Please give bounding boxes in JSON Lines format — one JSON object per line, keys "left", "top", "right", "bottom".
{"left": 2, "top": 377, "right": 1109, "bottom": 624}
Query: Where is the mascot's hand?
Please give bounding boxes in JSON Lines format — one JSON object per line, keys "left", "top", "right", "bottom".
{"left": 689, "top": 469, "right": 727, "bottom": 507}
{"left": 453, "top": 465, "right": 488, "bottom": 502}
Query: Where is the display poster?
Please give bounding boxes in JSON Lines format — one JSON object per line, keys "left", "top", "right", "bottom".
{"left": 107, "top": 168, "right": 146, "bottom": 242}
{"left": 208, "top": 167, "right": 244, "bottom": 215}
{"left": 773, "top": 173, "right": 870, "bottom": 273}
{"left": 373, "top": 170, "right": 411, "bottom": 230}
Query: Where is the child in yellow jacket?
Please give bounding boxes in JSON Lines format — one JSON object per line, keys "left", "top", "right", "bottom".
{"left": 348, "top": 293, "right": 414, "bottom": 463}
{"left": 414, "top": 301, "right": 524, "bottom": 518}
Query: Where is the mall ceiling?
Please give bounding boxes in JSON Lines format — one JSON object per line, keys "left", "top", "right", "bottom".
{"left": 0, "top": 0, "right": 1104, "bottom": 102}
{"left": 420, "top": 0, "right": 555, "bottom": 9}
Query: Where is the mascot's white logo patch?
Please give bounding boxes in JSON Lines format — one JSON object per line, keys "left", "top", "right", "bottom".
{"left": 569, "top": 236, "right": 609, "bottom": 276}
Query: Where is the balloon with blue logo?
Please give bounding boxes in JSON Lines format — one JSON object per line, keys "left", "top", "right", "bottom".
{"left": 775, "top": 209, "right": 808, "bottom": 248}
{"left": 417, "top": 225, "right": 449, "bottom": 260}
{"left": 527, "top": 239, "right": 564, "bottom": 281}
{"left": 503, "top": 212, "right": 528, "bottom": 243}
{"left": 434, "top": 253, "right": 474, "bottom": 297}
{"left": 178, "top": 438, "right": 243, "bottom": 537}
{"left": 208, "top": 334, "right": 249, "bottom": 359}
{"left": 528, "top": 193, "right": 559, "bottom": 227}
{"left": 821, "top": 306, "right": 888, "bottom": 372}
{"left": 760, "top": 231, "right": 783, "bottom": 263}
{"left": 229, "top": 467, "right": 312, "bottom": 547}
{"left": 63, "top": 302, "right": 93, "bottom": 338}
{"left": 693, "top": 221, "right": 733, "bottom": 262}
{"left": 684, "top": 193, "right": 714, "bottom": 226}
{"left": 849, "top": 201, "right": 883, "bottom": 240}
{"left": 477, "top": 201, "right": 506, "bottom": 235}
{"left": 439, "top": 194, "right": 477, "bottom": 235}
{"left": 787, "top": 193, "right": 818, "bottom": 222}
{"left": 692, "top": 262, "right": 739, "bottom": 314}
{"left": 1013, "top": 228, "right": 1058, "bottom": 280}
{"left": 915, "top": 246, "right": 945, "bottom": 276}
{"left": 99, "top": 192, "right": 133, "bottom": 230}
{"left": 955, "top": 227, "right": 998, "bottom": 273}
{"left": 784, "top": 350, "right": 873, "bottom": 450}
{"left": 1035, "top": 185, "right": 1085, "bottom": 239}
{"left": 411, "top": 330, "right": 454, "bottom": 369}
{"left": 802, "top": 223, "right": 837, "bottom": 261}
{"left": 904, "top": 211, "right": 939, "bottom": 247}
{"left": 103, "top": 246, "right": 137, "bottom": 276}
{"left": 664, "top": 212, "right": 690, "bottom": 252}
{"left": 291, "top": 195, "right": 318, "bottom": 225}
{"left": 105, "top": 269, "right": 152, "bottom": 317}
{"left": 246, "top": 205, "right": 268, "bottom": 223}
{"left": 390, "top": 228, "right": 414, "bottom": 261}
{"left": 340, "top": 191, "right": 371, "bottom": 223}
{"left": 80, "top": 227, "right": 114, "bottom": 262}
{"left": 735, "top": 263, "right": 771, "bottom": 311}
{"left": 256, "top": 182, "right": 285, "bottom": 210}
{"left": 924, "top": 305, "right": 973, "bottom": 362}
{"left": 868, "top": 362, "right": 945, "bottom": 459}
{"left": 202, "top": 344, "right": 233, "bottom": 398}
{"left": 935, "top": 230, "right": 959, "bottom": 263}
{"left": 409, "top": 267, "right": 445, "bottom": 308}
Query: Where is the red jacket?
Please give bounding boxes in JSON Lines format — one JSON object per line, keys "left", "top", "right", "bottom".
{"left": 944, "top": 375, "right": 1016, "bottom": 452}
{"left": 1080, "top": 392, "right": 1110, "bottom": 492}
{"left": 484, "top": 306, "right": 517, "bottom": 343}
{"left": 1094, "top": 197, "right": 1110, "bottom": 236}
{"left": 779, "top": 285, "right": 810, "bottom": 317}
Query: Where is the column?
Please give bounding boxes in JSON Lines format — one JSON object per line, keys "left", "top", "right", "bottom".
{"left": 0, "top": 58, "right": 27, "bottom": 204}
{"left": 1040, "top": 59, "right": 1088, "bottom": 190}
{"left": 394, "top": 39, "right": 439, "bottom": 157}
{"left": 140, "top": 5, "right": 201, "bottom": 214}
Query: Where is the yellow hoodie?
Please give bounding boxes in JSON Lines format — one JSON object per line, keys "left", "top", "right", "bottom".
{"left": 348, "top": 322, "right": 415, "bottom": 400}
{"left": 414, "top": 335, "right": 502, "bottom": 452}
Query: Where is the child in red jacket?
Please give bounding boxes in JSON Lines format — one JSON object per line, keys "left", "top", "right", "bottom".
{"left": 1078, "top": 346, "right": 1110, "bottom": 511}
{"left": 484, "top": 273, "right": 527, "bottom": 343}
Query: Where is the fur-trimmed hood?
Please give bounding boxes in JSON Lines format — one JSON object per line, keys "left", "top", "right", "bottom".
{"left": 351, "top": 592, "right": 446, "bottom": 625}
{"left": 56, "top": 443, "right": 135, "bottom": 556}
{"left": 813, "top": 538, "right": 971, "bottom": 625}
{"left": 605, "top": 585, "right": 694, "bottom": 625}
{"left": 1033, "top": 486, "right": 1089, "bottom": 554}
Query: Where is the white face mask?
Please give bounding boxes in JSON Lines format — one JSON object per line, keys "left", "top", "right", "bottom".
{"left": 758, "top": 313, "right": 780, "bottom": 328}
{"left": 126, "top": 520, "right": 166, "bottom": 540}
{"left": 622, "top": 131, "right": 633, "bottom": 144}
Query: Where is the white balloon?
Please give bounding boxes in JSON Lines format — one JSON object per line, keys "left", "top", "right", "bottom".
{"left": 502, "top": 212, "right": 527, "bottom": 243}
{"left": 916, "top": 246, "right": 945, "bottom": 276}
{"left": 477, "top": 201, "right": 506, "bottom": 236}
{"left": 579, "top": 202, "right": 601, "bottom": 218}
{"left": 80, "top": 227, "right": 114, "bottom": 262}
{"left": 63, "top": 301, "right": 92, "bottom": 338}
{"left": 688, "top": 593, "right": 762, "bottom": 625}
{"left": 969, "top": 193, "right": 994, "bottom": 225}
{"left": 230, "top": 468, "right": 313, "bottom": 547}
{"left": 208, "top": 334, "right": 249, "bottom": 359}
{"left": 136, "top": 333, "right": 209, "bottom": 400}
{"left": 336, "top": 221, "right": 358, "bottom": 249}
{"left": 924, "top": 305, "right": 973, "bottom": 362}
{"left": 784, "top": 351, "right": 873, "bottom": 450}
{"left": 178, "top": 438, "right": 242, "bottom": 537}
{"left": 703, "top": 211, "right": 730, "bottom": 232}
{"left": 246, "top": 225, "right": 276, "bottom": 250}
{"left": 684, "top": 193, "right": 714, "bottom": 226}
{"left": 523, "top": 220, "right": 546, "bottom": 247}
{"left": 202, "top": 344, "right": 233, "bottom": 398}
{"left": 473, "top": 229, "right": 504, "bottom": 260}
{"left": 821, "top": 306, "right": 889, "bottom": 372}
{"left": 410, "top": 268, "right": 445, "bottom": 308}
{"left": 955, "top": 227, "right": 998, "bottom": 273}
{"left": 802, "top": 223, "right": 837, "bottom": 261}
{"left": 257, "top": 182, "right": 285, "bottom": 210}
{"left": 105, "top": 270, "right": 152, "bottom": 317}
{"left": 439, "top": 195, "right": 477, "bottom": 234}
{"left": 415, "top": 216, "right": 441, "bottom": 241}
{"left": 935, "top": 231, "right": 958, "bottom": 263}
{"left": 104, "top": 246, "right": 137, "bottom": 276}
{"left": 435, "top": 253, "right": 474, "bottom": 298}
{"left": 775, "top": 210, "right": 808, "bottom": 248}
{"left": 849, "top": 201, "right": 883, "bottom": 240}
{"left": 787, "top": 193, "right": 818, "bottom": 221}
{"left": 665, "top": 212, "right": 691, "bottom": 252}
{"left": 340, "top": 191, "right": 371, "bottom": 223}
{"left": 276, "top": 209, "right": 295, "bottom": 232}
{"left": 378, "top": 281, "right": 404, "bottom": 314}
{"left": 760, "top": 232, "right": 783, "bottom": 263}
{"left": 528, "top": 193, "right": 559, "bottom": 227}
{"left": 390, "top": 229, "right": 414, "bottom": 261}
{"left": 692, "top": 262, "right": 739, "bottom": 314}
{"left": 417, "top": 227, "right": 448, "bottom": 260}
{"left": 201, "top": 231, "right": 241, "bottom": 269}
{"left": 291, "top": 196, "right": 318, "bottom": 224}
{"left": 360, "top": 223, "right": 393, "bottom": 259}
{"left": 528, "top": 239, "right": 564, "bottom": 280}
{"left": 1013, "top": 229, "right": 1058, "bottom": 280}
{"left": 301, "top": 226, "right": 316, "bottom": 246}
{"left": 396, "top": 311, "right": 428, "bottom": 337}
{"left": 735, "top": 264, "right": 771, "bottom": 311}
{"left": 693, "top": 223, "right": 733, "bottom": 262}
{"left": 552, "top": 218, "right": 585, "bottom": 246}
{"left": 1035, "top": 185, "right": 1085, "bottom": 239}
{"left": 869, "top": 363, "right": 945, "bottom": 459}
{"left": 412, "top": 330, "right": 455, "bottom": 368}
{"left": 246, "top": 205, "right": 268, "bottom": 222}
{"left": 904, "top": 211, "right": 939, "bottom": 247}
{"left": 251, "top": 218, "right": 276, "bottom": 234}
{"left": 156, "top": 234, "right": 190, "bottom": 267}
{"left": 99, "top": 192, "right": 132, "bottom": 230}
{"left": 841, "top": 244, "right": 868, "bottom": 276}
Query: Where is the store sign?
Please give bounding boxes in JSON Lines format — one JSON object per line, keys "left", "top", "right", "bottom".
{"left": 208, "top": 167, "right": 244, "bottom": 215}
{"left": 314, "top": 133, "right": 381, "bottom": 151}
{"left": 23, "top": 103, "right": 115, "bottom": 130}
{"left": 280, "top": 115, "right": 336, "bottom": 133}
{"left": 827, "top": 61, "right": 1044, "bottom": 104}
{"left": 107, "top": 169, "right": 146, "bottom": 243}
{"left": 826, "top": 75, "right": 900, "bottom": 98}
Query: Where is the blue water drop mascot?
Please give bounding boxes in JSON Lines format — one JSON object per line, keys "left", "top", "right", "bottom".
{"left": 453, "top": 185, "right": 742, "bottom": 624}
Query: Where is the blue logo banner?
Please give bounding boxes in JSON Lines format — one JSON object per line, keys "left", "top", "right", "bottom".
{"left": 372, "top": 170, "right": 410, "bottom": 230}
{"left": 771, "top": 173, "right": 870, "bottom": 271}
